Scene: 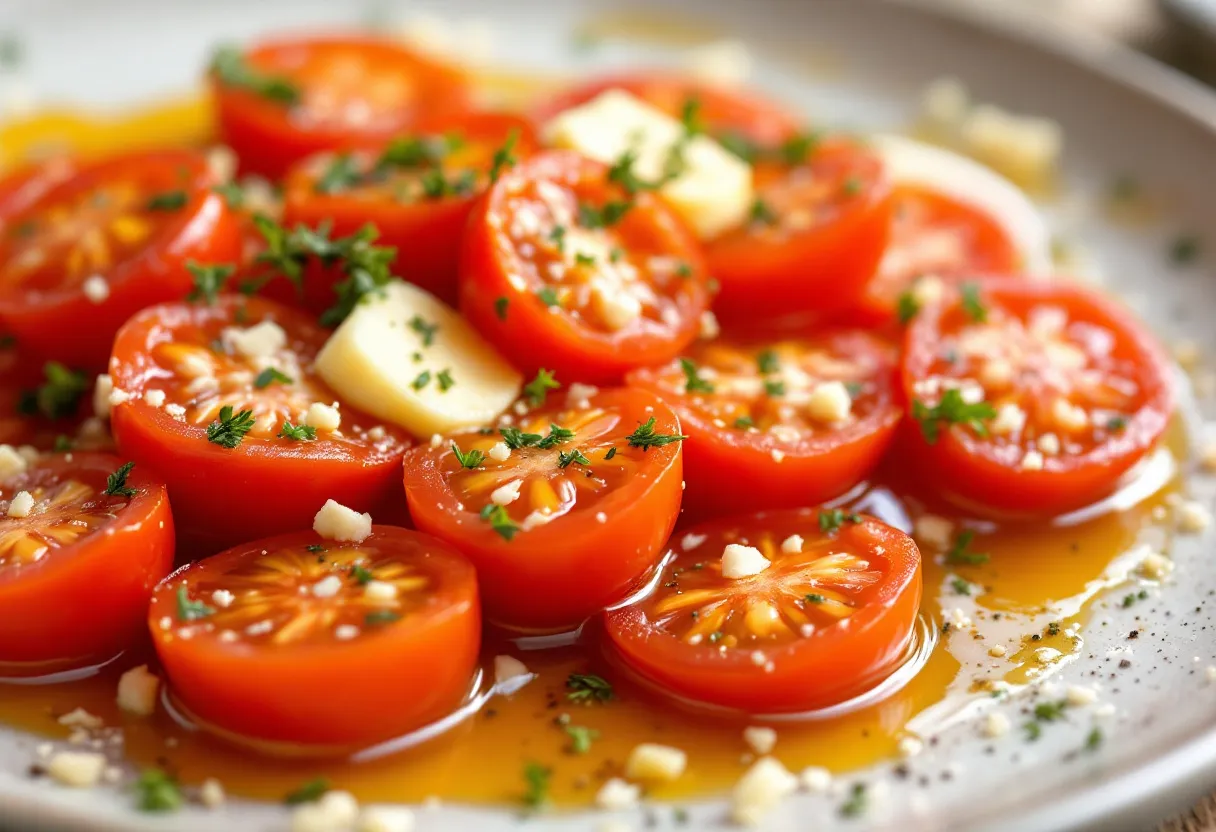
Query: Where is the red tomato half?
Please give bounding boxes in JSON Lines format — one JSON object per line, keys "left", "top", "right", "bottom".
{"left": 403, "top": 386, "right": 683, "bottom": 632}
{"left": 532, "top": 73, "right": 801, "bottom": 146}
{"left": 706, "top": 139, "right": 894, "bottom": 322}
{"left": 604, "top": 508, "right": 922, "bottom": 713}
{"left": 0, "top": 157, "right": 79, "bottom": 219}
{"left": 211, "top": 35, "right": 471, "bottom": 178}
{"left": 0, "top": 150, "right": 241, "bottom": 368}
{"left": 0, "top": 452, "right": 173, "bottom": 677}
{"left": 149, "top": 527, "right": 479, "bottom": 749}
{"left": 109, "top": 296, "right": 413, "bottom": 551}
{"left": 900, "top": 279, "right": 1173, "bottom": 516}
{"left": 460, "top": 151, "right": 710, "bottom": 383}
{"left": 628, "top": 328, "right": 901, "bottom": 519}
{"left": 283, "top": 112, "right": 539, "bottom": 305}
{"left": 854, "top": 185, "right": 1021, "bottom": 325}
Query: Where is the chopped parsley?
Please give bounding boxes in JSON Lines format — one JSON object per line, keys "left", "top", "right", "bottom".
{"left": 523, "top": 369, "right": 560, "bottom": 407}
{"left": 104, "top": 461, "right": 138, "bottom": 498}
{"left": 313, "top": 154, "right": 362, "bottom": 194}
{"left": 210, "top": 46, "right": 300, "bottom": 105}
{"left": 1170, "top": 234, "right": 1200, "bottom": 265}
{"left": 185, "top": 261, "right": 235, "bottom": 305}
{"left": 896, "top": 291, "right": 920, "bottom": 324}
{"left": 841, "top": 176, "right": 862, "bottom": 197}
{"left": 945, "top": 529, "right": 989, "bottom": 565}
{"left": 763, "top": 379, "right": 786, "bottom": 397}
{"left": 494, "top": 296, "right": 509, "bottom": 321}
{"left": 488, "top": 129, "right": 520, "bottom": 184}
{"left": 1106, "top": 415, "right": 1128, "bottom": 432}
{"left": 412, "top": 370, "right": 432, "bottom": 390}
{"left": 780, "top": 132, "right": 820, "bottom": 165}
{"left": 749, "top": 198, "right": 778, "bottom": 226}
{"left": 951, "top": 576, "right": 971, "bottom": 596}
{"left": 212, "top": 182, "right": 245, "bottom": 209}
{"left": 912, "top": 388, "right": 996, "bottom": 444}
{"left": 960, "top": 282, "right": 987, "bottom": 323}
{"left": 254, "top": 367, "right": 292, "bottom": 389}
{"left": 536, "top": 286, "right": 560, "bottom": 307}
{"left": 1084, "top": 727, "right": 1103, "bottom": 752}
{"left": 566, "top": 673, "right": 614, "bottom": 704}
{"left": 437, "top": 368, "right": 455, "bottom": 391}
{"left": 805, "top": 593, "right": 825, "bottom": 604}
{"left": 206, "top": 405, "right": 256, "bottom": 448}
{"left": 53, "top": 435, "right": 73, "bottom": 452}
{"left": 284, "top": 778, "right": 329, "bottom": 805}
{"left": 408, "top": 315, "right": 439, "bottom": 347}
{"left": 549, "top": 224, "right": 567, "bottom": 253}
{"left": 564, "top": 724, "right": 599, "bottom": 754}
{"left": 134, "top": 769, "right": 182, "bottom": 812}
{"left": 349, "top": 564, "right": 374, "bottom": 584}
{"left": 604, "top": 446, "right": 617, "bottom": 460}
{"left": 145, "top": 190, "right": 188, "bottom": 212}
{"left": 626, "top": 416, "right": 687, "bottom": 450}
{"left": 733, "top": 415, "right": 754, "bottom": 430}
{"left": 20, "top": 362, "right": 88, "bottom": 420}
{"left": 500, "top": 427, "right": 544, "bottom": 450}
{"left": 557, "top": 448, "right": 591, "bottom": 468}
{"left": 679, "top": 358, "right": 714, "bottom": 393}
{"left": 839, "top": 783, "right": 867, "bottom": 818}
{"left": 577, "top": 200, "right": 632, "bottom": 229}
{"left": 536, "top": 424, "right": 576, "bottom": 449}
{"left": 756, "top": 349, "right": 780, "bottom": 374}
{"left": 365, "top": 609, "right": 401, "bottom": 625}
{"left": 819, "top": 509, "right": 861, "bottom": 534}
{"left": 522, "top": 762, "right": 550, "bottom": 809}
{"left": 176, "top": 586, "right": 214, "bottom": 622}
{"left": 1121, "top": 589, "right": 1149, "bottom": 608}
{"left": 307, "top": 544, "right": 326, "bottom": 554}
{"left": 480, "top": 504, "right": 519, "bottom": 541}
{"left": 278, "top": 421, "right": 316, "bottom": 441}
{"left": 451, "top": 442, "right": 484, "bottom": 469}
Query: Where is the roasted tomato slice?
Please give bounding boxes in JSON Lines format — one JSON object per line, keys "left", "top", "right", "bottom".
{"left": 149, "top": 526, "right": 479, "bottom": 749}
{"left": 854, "top": 184, "right": 1021, "bottom": 325}
{"left": 0, "top": 452, "right": 173, "bottom": 677}
{"left": 531, "top": 72, "right": 801, "bottom": 146}
{"left": 403, "top": 386, "right": 683, "bottom": 632}
{"left": 900, "top": 278, "right": 1173, "bottom": 516}
{"left": 460, "top": 151, "right": 711, "bottom": 383}
{"left": 0, "top": 149, "right": 241, "bottom": 369}
{"left": 604, "top": 507, "right": 922, "bottom": 713}
{"left": 211, "top": 35, "right": 472, "bottom": 178}
{"left": 282, "top": 112, "right": 539, "bottom": 305}
{"left": 627, "top": 328, "right": 901, "bottom": 518}
{"left": 705, "top": 138, "right": 893, "bottom": 323}
{"left": 108, "top": 296, "right": 412, "bottom": 551}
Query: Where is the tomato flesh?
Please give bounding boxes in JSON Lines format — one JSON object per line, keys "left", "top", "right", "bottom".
{"left": 403, "top": 387, "right": 683, "bottom": 632}
{"left": 109, "top": 296, "right": 412, "bottom": 551}
{"left": 605, "top": 508, "right": 922, "bottom": 713}
{"left": 283, "top": 112, "right": 538, "bottom": 305}
{"left": 212, "top": 35, "right": 472, "bottom": 178}
{"left": 900, "top": 278, "right": 1174, "bottom": 515}
{"left": 459, "top": 150, "right": 710, "bottom": 383}
{"left": 0, "top": 150, "right": 241, "bottom": 368}
{"left": 706, "top": 139, "right": 894, "bottom": 323}
{"left": 628, "top": 328, "right": 901, "bottom": 518}
{"left": 0, "top": 452, "right": 174, "bottom": 676}
{"left": 149, "top": 526, "right": 480, "bottom": 749}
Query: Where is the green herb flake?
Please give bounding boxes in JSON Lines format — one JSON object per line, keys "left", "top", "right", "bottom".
{"left": 679, "top": 357, "right": 714, "bottom": 394}
{"left": 523, "top": 368, "right": 560, "bottom": 407}
{"left": 912, "top": 388, "right": 996, "bottom": 444}
{"left": 278, "top": 421, "right": 317, "bottom": 441}
{"left": 749, "top": 198, "right": 778, "bottom": 226}
{"left": 211, "top": 45, "right": 300, "bottom": 105}
{"left": 488, "top": 129, "right": 521, "bottom": 184}
{"left": 604, "top": 446, "right": 617, "bottom": 460}
{"left": 840, "top": 783, "right": 867, "bottom": 818}
{"left": 951, "top": 576, "right": 971, "bottom": 596}
{"left": 896, "top": 291, "right": 920, "bottom": 324}
{"left": 145, "top": 190, "right": 188, "bottom": 212}
{"left": 408, "top": 315, "right": 439, "bottom": 347}
{"left": 436, "top": 368, "right": 455, "bottom": 392}
{"left": 764, "top": 379, "right": 786, "bottom": 397}
{"left": 365, "top": 609, "right": 401, "bottom": 625}
{"left": 494, "top": 296, "right": 509, "bottom": 321}
{"left": 254, "top": 367, "right": 292, "bottom": 389}
{"left": 960, "top": 282, "right": 987, "bottom": 323}
{"left": 522, "top": 762, "right": 550, "bottom": 809}
{"left": 819, "top": 509, "right": 861, "bottom": 535}
{"left": 134, "top": 769, "right": 182, "bottom": 812}
{"left": 185, "top": 261, "right": 235, "bottom": 305}
{"left": 451, "top": 442, "right": 485, "bottom": 469}
{"left": 805, "top": 593, "right": 825, "bottom": 604}
{"left": 206, "top": 405, "right": 257, "bottom": 448}
{"left": 176, "top": 586, "right": 215, "bottom": 622}
{"left": 756, "top": 349, "right": 780, "bottom": 375}
{"left": 945, "top": 529, "right": 989, "bottom": 565}
{"left": 104, "top": 461, "right": 138, "bottom": 498}
{"left": 557, "top": 448, "right": 591, "bottom": 468}
{"left": 21, "top": 362, "right": 88, "bottom": 420}
{"left": 314, "top": 154, "right": 362, "bottom": 194}
{"left": 566, "top": 673, "right": 614, "bottom": 704}
{"left": 626, "top": 416, "right": 687, "bottom": 450}
{"left": 283, "top": 778, "right": 329, "bottom": 805}
{"left": 734, "top": 415, "right": 754, "bottom": 430}
{"left": 480, "top": 504, "right": 519, "bottom": 541}
{"left": 1169, "top": 234, "right": 1201, "bottom": 265}
{"left": 536, "top": 286, "right": 560, "bottom": 307}
{"left": 563, "top": 724, "right": 599, "bottom": 754}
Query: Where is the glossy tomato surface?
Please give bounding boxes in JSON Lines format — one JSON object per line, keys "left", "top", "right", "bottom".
{"left": 628, "top": 327, "right": 901, "bottom": 518}
{"left": 532, "top": 72, "right": 801, "bottom": 146}
{"left": 0, "top": 150, "right": 241, "bottom": 368}
{"left": 211, "top": 35, "right": 471, "bottom": 178}
{"left": 706, "top": 138, "right": 894, "bottom": 323}
{"left": 149, "top": 526, "right": 479, "bottom": 749}
{"left": 0, "top": 452, "right": 173, "bottom": 676}
{"left": 900, "top": 278, "right": 1173, "bottom": 516}
{"left": 403, "top": 386, "right": 683, "bottom": 632}
{"left": 460, "top": 151, "right": 710, "bottom": 383}
{"left": 604, "top": 507, "right": 922, "bottom": 713}
{"left": 854, "top": 184, "right": 1021, "bottom": 325}
{"left": 109, "top": 295, "right": 412, "bottom": 551}
{"left": 283, "top": 112, "right": 538, "bottom": 305}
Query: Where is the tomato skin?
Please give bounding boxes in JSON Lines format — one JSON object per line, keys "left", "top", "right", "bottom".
{"left": 604, "top": 508, "right": 922, "bottom": 713}
{"left": 900, "top": 279, "right": 1174, "bottom": 516}
{"left": 0, "top": 157, "right": 79, "bottom": 219}
{"left": 851, "top": 184, "right": 1022, "bottom": 327}
{"left": 282, "top": 112, "right": 539, "bottom": 306}
{"left": 212, "top": 35, "right": 472, "bottom": 179}
{"left": 531, "top": 72, "right": 801, "bottom": 145}
{"left": 627, "top": 329, "right": 902, "bottom": 520}
{"left": 0, "top": 452, "right": 174, "bottom": 676}
{"left": 403, "top": 388, "right": 684, "bottom": 632}
{"left": 108, "top": 296, "right": 412, "bottom": 552}
{"left": 0, "top": 150, "right": 242, "bottom": 369}
{"left": 459, "top": 151, "right": 710, "bottom": 383}
{"left": 706, "top": 141, "right": 894, "bottom": 323}
{"left": 148, "top": 526, "right": 479, "bottom": 749}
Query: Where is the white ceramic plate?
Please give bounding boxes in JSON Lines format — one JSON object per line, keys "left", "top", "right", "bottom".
{"left": 4, "top": 0, "right": 1216, "bottom": 829}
